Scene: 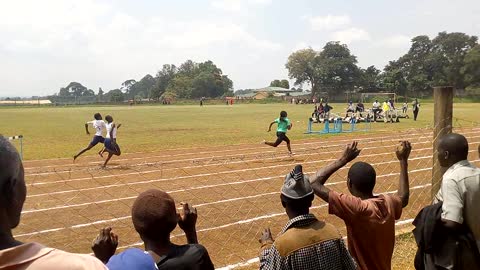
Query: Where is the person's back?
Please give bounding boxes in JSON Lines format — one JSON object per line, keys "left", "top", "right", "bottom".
{"left": 156, "top": 243, "right": 213, "bottom": 270}
{"left": 0, "top": 243, "right": 107, "bottom": 270}
{"left": 441, "top": 160, "right": 480, "bottom": 249}
{"left": 329, "top": 192, "right": 402, "bottom": 270}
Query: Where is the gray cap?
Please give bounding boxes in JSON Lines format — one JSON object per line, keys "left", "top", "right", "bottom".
{"left": 281, "top": 165, "right": 313, "bottom": 199}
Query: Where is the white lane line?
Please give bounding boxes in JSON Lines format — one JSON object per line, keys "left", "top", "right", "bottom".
{"left": 23, "top": 128, "right": 445, "bottom": 168}
{"left": 17, "top": 170, "right": 434, "bottom": 237}
{"left": 22, "top": 152, "right": 431, "bottom": 211}
{"left": 24, "top": 131, "right": 443, "bottom": 175}
{"left": 27, "top": 144, "right": 436, "bottom": 195}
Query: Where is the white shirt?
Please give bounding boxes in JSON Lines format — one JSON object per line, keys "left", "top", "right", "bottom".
{"left": 372, "top": 102, "right": 380, "bottom": 109}
{"left": 87, "top": 120, "right": 106, "bottom": 137}
{"left": 106, "top": 122, "right": 117, "bottom": 139}
{"left": 436, "top": 160, "right": 480, "bottom": 250}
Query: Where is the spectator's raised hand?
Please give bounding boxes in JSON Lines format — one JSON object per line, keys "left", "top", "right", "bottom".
{"left": 91, "top": 227, "right": 118, "bottom": 264}
{"left": 396, "top": 141, "right": 412, "bottom": 161}
{"left": 259, "top": 228, "right": 274, "bottom": 246}
{"left": 178, "top": 203, "right": 198, "bottom": 232}
{"left": 340, "top": 141, "right": 361, "bottom": 164}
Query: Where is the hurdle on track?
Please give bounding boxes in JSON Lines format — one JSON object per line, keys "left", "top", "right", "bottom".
{"left": 6, "top": 135, "right": 23, "bottom": 159}
{"left": 305, "top": 118, "right": 371, "bottom": 135}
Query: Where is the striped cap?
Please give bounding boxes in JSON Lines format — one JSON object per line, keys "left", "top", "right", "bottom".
{"left": 281, "top": 165, "right": 313, "bottom": 199}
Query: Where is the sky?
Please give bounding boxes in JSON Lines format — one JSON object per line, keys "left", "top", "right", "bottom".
{"left": 0, "top": 0, "right": 479, "bottom": 97}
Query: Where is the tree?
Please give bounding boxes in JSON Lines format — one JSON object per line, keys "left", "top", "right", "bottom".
{"left": 121, "top": 79, "right": 137, "bottom": 96}
{"left": 129, "top": 74, "right": 156, "bottom": 100}
{"left": 462, "top": 45, "right": 480, "bottom": 87}
{"left": 150, "top": 64, "right": 177, "bottom": 100}
{"left": 107, "top": 89, "right": 124, "bottom": 102}
{"left": 286, "top": 48, "right": 320, "bottom": 96}
{"left": 359, "top": 66, "right": 381, "bottom": 92}
{"left": 58, "top": 82, "right": 93, "bottom": 97}
{"left": 270, "top": 79, "right": 290, "bottom": 89}
{"left": 317, "top": 42, "right": 360, "bottom": 95}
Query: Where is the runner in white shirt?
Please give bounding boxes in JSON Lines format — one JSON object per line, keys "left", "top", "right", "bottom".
{"left": 100, "top": 115, "right": 122, "bottom": 168}
{"left": 74, "top": 113, "right": 106, "bottom": 161}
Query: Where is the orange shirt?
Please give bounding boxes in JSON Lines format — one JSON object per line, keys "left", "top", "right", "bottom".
{"left": 329, "top": 191, "right": 402, "bottom": 270}
{"left": 0, "top": 242, "right": 107, "bottom": 270}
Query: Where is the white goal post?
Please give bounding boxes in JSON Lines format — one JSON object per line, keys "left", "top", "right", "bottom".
{"left": 360, "top": 92, "right": 397, "bottom": 104}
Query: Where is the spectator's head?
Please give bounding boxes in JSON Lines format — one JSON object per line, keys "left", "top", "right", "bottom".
{"left": 280, "top": 165, "right": 314, "bottom": 218}
{"left": 0, "top": 136, "right": 26, "bottom": 233}
{"left": 94, "top": 113, "right": 102, "bottom": 120}
{"left": 105, "top": 115, "right": 113, "bottom": 123}
{"left": 347, "top": 162, "right": 376, "bottom": 197}
{"left": 437, "top": 133, "right": 469, "bottom": 168}
{"left": 375, "top": 100, "right": 378, "bottom": 103}
{"left": 131, "top": 189, "right": 178, "bottom": 243}
{"left": 280, "top": 111, "right": 287, "bottom": 119}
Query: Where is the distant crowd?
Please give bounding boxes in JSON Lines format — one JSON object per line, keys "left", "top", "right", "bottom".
{"left": 0, "top": 133, "right": 479, "bottom": 269}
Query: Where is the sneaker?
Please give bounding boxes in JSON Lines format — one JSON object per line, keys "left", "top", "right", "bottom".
{"left": 262, "top": 140, "right": 266, "bottom": 144}
{"left": 288, "top": 151, "right": 294, "bottom": 155}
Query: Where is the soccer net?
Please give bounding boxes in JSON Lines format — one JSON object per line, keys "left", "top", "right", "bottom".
{"left": 361, "top": 92, "right": 397, "bottom": 104}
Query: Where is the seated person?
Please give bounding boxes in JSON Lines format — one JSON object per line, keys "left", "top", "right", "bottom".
{"left": 346, "top": 101, "right": 355, "bottom": 117}
{"left": 0, "top": 136, "right": 107, "bottom": 270}
{"left": 355, "top": 101, "right": 365, "bottom": 113}
{"left": 92, "top": 190, "right": 214, "bottom": 270}
{"left": 259, "top": 165, "right": 357, "bottom": 269}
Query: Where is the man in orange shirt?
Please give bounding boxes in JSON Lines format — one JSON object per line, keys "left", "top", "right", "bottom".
{"left": 309, "top": 141, "right": 411, "bottom": 270}
{"left": 0, "top": 136, "right": 107, "bottom": 270}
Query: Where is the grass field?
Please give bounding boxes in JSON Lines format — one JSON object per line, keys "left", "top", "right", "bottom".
{"left": 1, "top": 103, "right": 479, "bottom": 160}
{"left": 3, "top": 102, "right": 480, "bottom": 270}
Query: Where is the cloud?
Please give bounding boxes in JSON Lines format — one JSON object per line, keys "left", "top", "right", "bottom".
{"left": 210, "top": 0, "right": 272, "bottom": 12}
{"left": 308, "top": 15, "right": 351, "bottom": 31}
{"left": 378, "top": 35, "right": 412, "bottom": 48}
{"left": 331, "top": 28, "right": 370, "bottom": 44}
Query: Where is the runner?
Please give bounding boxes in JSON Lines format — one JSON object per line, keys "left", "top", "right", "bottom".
{"left": 74, "top": 113, "right": 106, "bottom": 161}
{"left": 101, "top": 115, "right": 122, "bottom": 168}
{"left": 264, "top": 111, "right": 293, "bottom": 155}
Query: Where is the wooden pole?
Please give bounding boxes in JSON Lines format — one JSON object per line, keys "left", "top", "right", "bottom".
{"left": 432, "top": 86, "right": 453, "bottom": 199}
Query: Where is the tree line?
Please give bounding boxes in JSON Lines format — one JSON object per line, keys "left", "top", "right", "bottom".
{"left": 286, "top": 31, "right": 480, "bottom": 98}
{"left": 50, "top": 60, "right": 233, "bottom": 102}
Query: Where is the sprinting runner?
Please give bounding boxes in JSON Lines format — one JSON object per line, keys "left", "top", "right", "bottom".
{"left": 101, "top": 115, "right": 122, "bottom": 168}
{"left": 74, "top": 113, "right": 106, "bottom": 161}
{"left": 264, "top": 111, "right": 293, "bottom": 155}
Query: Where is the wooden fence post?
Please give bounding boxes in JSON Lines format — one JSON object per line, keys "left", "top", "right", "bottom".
{"left": 432, "top": 86, "right": 453, "bottom": 199}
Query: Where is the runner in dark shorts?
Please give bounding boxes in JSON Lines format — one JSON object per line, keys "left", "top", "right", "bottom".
{"left": 264, "top": 111, "right": 293, "bottom": 155}
{"left": 100, "top": 115, "right": 122, "bottom": 168}
{"left": 74, "top": 113, "right": 106, "bottom": 161}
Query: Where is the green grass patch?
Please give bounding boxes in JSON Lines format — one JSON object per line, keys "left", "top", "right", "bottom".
{"left": 1, "top": 103, "right": 478, "bottom": 160}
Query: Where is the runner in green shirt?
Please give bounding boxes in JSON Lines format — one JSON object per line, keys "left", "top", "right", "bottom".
{"left": 264, "top": 111, "right": 293, "bottom": 155}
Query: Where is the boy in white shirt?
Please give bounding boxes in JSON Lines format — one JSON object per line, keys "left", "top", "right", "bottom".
{"left": 74, "top": 113, "right": 106, "bottom": 161}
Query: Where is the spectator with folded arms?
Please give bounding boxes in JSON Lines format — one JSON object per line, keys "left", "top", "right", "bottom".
{"left": 0, "top": 136, "right": 107, "bottom": 269}
{"left": 92, "top": 189, "right": 214, "bottom": 270}
{"left": 309, "top": 141, "right": 411, "bottom": 270}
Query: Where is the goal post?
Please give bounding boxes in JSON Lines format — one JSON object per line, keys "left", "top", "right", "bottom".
{"left": 360, "top": 92, "right": 397, "bottom": 104}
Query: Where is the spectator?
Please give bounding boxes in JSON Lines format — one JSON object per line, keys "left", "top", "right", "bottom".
{"left": 355, "top": 101, "right": 365, "bottom": 113}
{"left": 92, "top": 189, "right": 214, "bottom": 270}
{"left": 382, "top": 101, "right": 391, "bottom": 123}
{"left": 259, "top": 165, "right": 357, "bottom": 270}
{"left": 402, "top": 102, "right": 407, "bottom": 114}
{"left": 345, "top": 101, "right": 355, "bottom": 117}
{"left": 309, "top": 141, "right": 411, "bottom": 270}
{"left": 372, "top": 100, "right": 381, "bottom": 122}
{"left": 434, "top": 133, "right": 480, "bottom": 251}
{"left": 412, "top": 98, "right": 420, "bottom": 121}
{"left": 0, "top": 136, "right": 107, "bottom": 269}
{"left": 323, "top": 103, "right": 333, "bottom": 119}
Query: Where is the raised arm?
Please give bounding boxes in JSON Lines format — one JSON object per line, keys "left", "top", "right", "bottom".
{"left": 109, "top": 123, "right": 115, "bottom": 140}
{"left": 310, "top": 142, "right": 361, "bottom": 202}
{"left": 177, "top": 203, "right": 198, "bottom": 244}
{"left": 117, "top": 123, "right": 122, "bottom": 129}
{"left": 267, "top": 121, "right": 276, "bottom": 132}
{"left": 91, "top": 227, "right": 118, "bottom": 264}
{"left": 395, "top": 141, "right": 411, "bottom": 208}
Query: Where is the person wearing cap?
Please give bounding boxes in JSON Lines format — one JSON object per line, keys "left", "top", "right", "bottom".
{"left": 91, "top": 189, "right": 214, "bottom": 270}
{"left": 259, "top": 165, "right": 357, "bottom": 270}
{"left": 309, "top": 141, "right": 411, "bottom": 270}
{"left": 0, "top": 136, "right": 107, "bottom": 270}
